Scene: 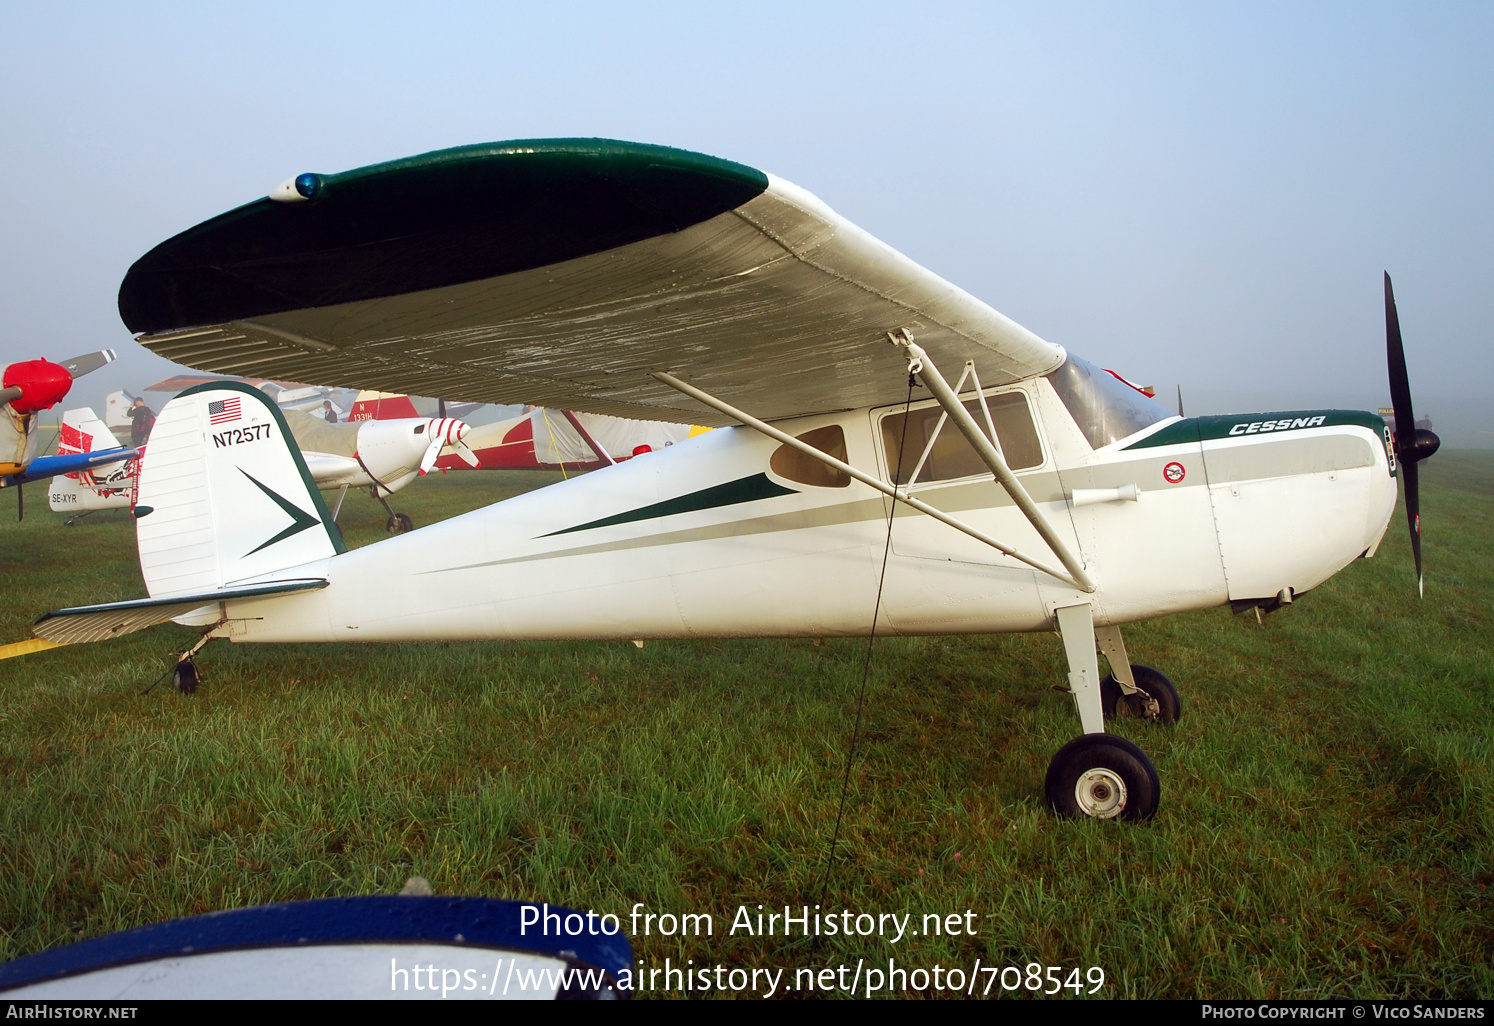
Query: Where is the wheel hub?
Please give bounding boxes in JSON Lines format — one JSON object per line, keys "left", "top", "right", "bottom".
{"left": 1074, "top": 768, "right": 1128, "bottom": 819}
{"left": 1122, "top": 690, "right": 1161, "bottom": 721}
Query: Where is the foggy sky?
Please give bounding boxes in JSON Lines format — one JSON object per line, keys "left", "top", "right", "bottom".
{"left": 3, "top": 2, "right": 1490, "bottom": 445}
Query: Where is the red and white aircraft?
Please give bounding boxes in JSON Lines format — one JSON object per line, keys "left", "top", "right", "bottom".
{"left": 347, "top": 390, "right": 701, "bottom": 472}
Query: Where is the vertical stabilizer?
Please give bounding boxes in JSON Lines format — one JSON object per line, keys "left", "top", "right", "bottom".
{"left": 137, "top": 382, "right": 344, "bottom": 597}
{"left": 49, "top": 408, "right": 133, "bottom": 513}
{"left": 57, "top": 407, "right": 123, "bottom": 455}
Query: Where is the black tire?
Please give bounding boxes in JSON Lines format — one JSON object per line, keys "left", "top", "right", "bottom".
{"left": 1100, "top": 664, "right": 1180, "bottom": 724}
{"left": 1045, "top": 733, "right": 1160, "bottom": 821}
{"left": 172, "top": 660, "right": 199, "bottom": 695}
{"left": 386, "top": 512, "right": 415, "bottom": 534}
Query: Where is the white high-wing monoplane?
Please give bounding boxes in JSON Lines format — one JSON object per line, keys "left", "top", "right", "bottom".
{"left": 35, "top": 140, "right": 1440, "bottom": 820}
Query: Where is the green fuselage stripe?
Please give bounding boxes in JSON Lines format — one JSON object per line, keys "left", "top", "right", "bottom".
{"left": 545, "top": 472, "right": 798, "bottom": 537}
{"left": 1124, "top": 410, "right": 1388, "bottom": 450}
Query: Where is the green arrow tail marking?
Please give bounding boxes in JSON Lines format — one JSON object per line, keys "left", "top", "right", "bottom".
{"left": 240, "top": 469, "right": 320, "bottom": 556}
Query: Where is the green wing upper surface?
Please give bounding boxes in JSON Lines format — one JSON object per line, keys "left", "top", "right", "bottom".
{"left": 122, "top": 139, "right": 1064, "bottom": 425}
{"left": 121, "top": 140, "right": 768, "bottom": 334}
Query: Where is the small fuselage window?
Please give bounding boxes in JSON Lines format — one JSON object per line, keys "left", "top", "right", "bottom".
{"left": 1046, "top": 354, "right": 1171, "bottom": 449}
{"left": 880, "top": 391, "right": 1043, "bottom": 485}
{"left": 770, "top": 424, "right": 851, "bottom": 487}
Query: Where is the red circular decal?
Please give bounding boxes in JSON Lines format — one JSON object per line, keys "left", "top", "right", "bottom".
{"left": 1163, "top": 461, "right": 1186, "bottom": 484}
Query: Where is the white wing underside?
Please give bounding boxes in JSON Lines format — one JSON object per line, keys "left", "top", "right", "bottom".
{"left": 137, "top": 176, "right": 1066, "bottom": 425}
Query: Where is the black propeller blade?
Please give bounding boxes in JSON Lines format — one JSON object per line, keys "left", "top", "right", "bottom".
{"left": 1384, "top": 272, "right": 1440, "bottom": 597}
{"left": 58, "top": 348, "right": 116, "bottom": 379}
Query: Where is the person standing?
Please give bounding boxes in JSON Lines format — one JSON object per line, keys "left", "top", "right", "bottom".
{"left": 128, "top": 398, "right": 155, "bottom": 448}
{"left": 322, "top": 400, "right": 338, "bottom": 423}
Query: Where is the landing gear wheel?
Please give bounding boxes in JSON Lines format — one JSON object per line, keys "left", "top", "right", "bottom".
{"left": 1045, "top": 733, "right": 1160, "bottom": 821}
{"left": 386, "top": 512, "right": 415, "bottom": 534}
{"left": 1101, "top": 664, "right": 1180, "bottom": 724}
{"left": 172, "top": 659, "right": 199, "bottom": 695}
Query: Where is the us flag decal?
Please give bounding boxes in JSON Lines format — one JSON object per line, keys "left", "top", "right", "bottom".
{"left": 208, "top": 397, "right": 242, "bottom": 425}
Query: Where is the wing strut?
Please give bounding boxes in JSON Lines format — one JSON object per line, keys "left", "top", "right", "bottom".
{"left": 888, "top": 330, "right": 1095, "bottom": 593}
{"left": 650, "top": 370, "right": 1094, "bottom": 592}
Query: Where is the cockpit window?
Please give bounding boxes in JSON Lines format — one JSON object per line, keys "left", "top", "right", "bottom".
{"left": 770, "top": 425, "right": 851, "bottom": 487}
{"left": 881, "top": 391, "right": 1043, "bottom": 484}
{"left": 1046, "top": 354, "right": 1171, "bottom": 449}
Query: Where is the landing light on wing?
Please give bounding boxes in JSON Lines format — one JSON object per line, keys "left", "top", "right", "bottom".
{"left": 268, "top": 173, "right": 323, "bottom": 203}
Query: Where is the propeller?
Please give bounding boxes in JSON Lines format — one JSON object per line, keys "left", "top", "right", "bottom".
{"left": 418, "top": 418, "right": 479, "bottom": 475}
{"left": 1384, "top": 272, "right": 1441, "bottom": 597}
{"left": 2, "top": 349, "right": 116, "bottom": 413}
{"left": 58, "top": 348, "right": 117, "bottom": 379}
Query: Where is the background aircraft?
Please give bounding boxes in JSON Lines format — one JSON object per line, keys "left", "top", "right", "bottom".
{"left": 44, "top": 408, "right": 139, "bottom": 522}
{"left": 285, "top": 406, "right": 479, "bottom": 531}
{"left": 48, "top": 402, "right": 478, "bottom": 532}
{"left": 348, "top": 390, "right": 703, "bottom": 473}
{"left": 35, "top": 140, "right": 1440, "bottom": 822}
{"left": 1, "top": 349, "right": 136, "bottom": 518}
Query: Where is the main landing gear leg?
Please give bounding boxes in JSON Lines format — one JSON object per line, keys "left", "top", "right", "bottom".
{"left": 1046, "top": 603, "right": 1161, "bottom": 820}
{"left": 1096, "top": 623, "right": 1181, "bottom": 724}
{"left": 372, "top": 487, "right": 414, "bottom": 534}
{"left": 1056, "top": 603, "right": 1105, "bottom": 735}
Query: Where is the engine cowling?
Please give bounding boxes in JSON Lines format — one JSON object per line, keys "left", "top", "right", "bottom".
{"left": 352, "top": 417, "right": 474, "bottom": 495}
{"left": 2, "top": 359, "right": 73, "bottom": 414}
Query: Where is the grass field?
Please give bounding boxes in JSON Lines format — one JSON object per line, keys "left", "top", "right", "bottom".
{"left": 0, "top": 454, "right": 1490, "bottom": 999}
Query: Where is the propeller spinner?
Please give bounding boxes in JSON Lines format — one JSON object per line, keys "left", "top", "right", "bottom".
{"left": 1384, "top": 272, "right": 1440, "bottom": 597}
{"left": 418, "top": 418, "right": 479, "bottom": 475}
{"left": 0, "top": 349, "right": 116, "bottom": 413}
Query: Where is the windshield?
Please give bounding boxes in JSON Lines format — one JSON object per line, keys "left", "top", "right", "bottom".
{"left": 1046, "top": 354, "right": 1171, "bottom": 449}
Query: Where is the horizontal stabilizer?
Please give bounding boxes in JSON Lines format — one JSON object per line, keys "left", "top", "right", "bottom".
{"left": 33, "top": 579, "right": 327, "bottom": 644}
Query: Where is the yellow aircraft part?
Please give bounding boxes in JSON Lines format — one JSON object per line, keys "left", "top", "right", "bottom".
{"left": 0, "top": 462, "right": 24, "bottom": 477}
{"left": 0, "top": 638, "right": 66, "bottom": 661}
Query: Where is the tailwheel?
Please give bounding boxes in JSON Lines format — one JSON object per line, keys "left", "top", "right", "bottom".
{"left": 1045, "top": 733, "right": 1160, "bottom": 821}
{"left": 386, "top": 512, "right": 415, "bottom": 534}
{"left": 1100, "top": 664, "right": 1180, "bottom": 724}
{"left": 172, "top": 659, "right": 199, "bottom": 695}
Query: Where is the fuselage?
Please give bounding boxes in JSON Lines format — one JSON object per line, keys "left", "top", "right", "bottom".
{"left": 215, "top": 370, "right": 1397, "bottom": 645}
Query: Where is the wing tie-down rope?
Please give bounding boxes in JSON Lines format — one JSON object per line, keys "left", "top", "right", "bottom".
{"left": 886, "top": 329, "right": 1094, "bottom": 593}
{"left": 810, "top": 373, "right": 914, "bottom": 957}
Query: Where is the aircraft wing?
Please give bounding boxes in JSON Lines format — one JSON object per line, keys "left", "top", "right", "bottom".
{"left": 1, "top": 447, "right": 138, "bottom": 488}
{"left": 120, "top": 139, "right": 1065, "bottom": 426}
